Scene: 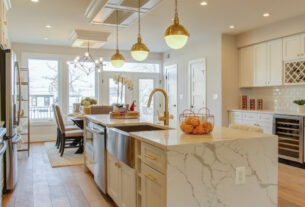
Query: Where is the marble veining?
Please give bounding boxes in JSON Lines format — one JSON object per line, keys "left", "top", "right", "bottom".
{"left": 166, "top": 137, "right": 277, "bottom": 207}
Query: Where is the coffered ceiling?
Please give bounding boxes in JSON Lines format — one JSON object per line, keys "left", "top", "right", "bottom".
{"left": 8, "top": 0, "right": 305, "bottom": 52}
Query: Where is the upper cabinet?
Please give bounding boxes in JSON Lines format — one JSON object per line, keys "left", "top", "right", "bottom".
{"left": 283, "top": 34, "right": 305, "bottom": 61}
{"left": 253, "top": 43, "right": 268, "bottom": 86}
{"left": 239, "top": 46, "right": 254, "bottom": 88}
{"left": 0, "top": 0, "right": 11, "bottom": 49}
{"left": 239, "top": 39, "right": 283, "bottom": 88}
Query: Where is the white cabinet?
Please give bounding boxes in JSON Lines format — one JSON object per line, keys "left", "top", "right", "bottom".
{"left": 239, "top": 46, "right": 254, "bottom": 87}
{"left": 229, "top": 111, "right": 273, "bottom": 134}
{"left": 107, "top": 153, "right": 136, "bottom": 207}
{"left": 0, "top": 0, "right": 10, "bottom": 49}
{"left": 268, "top": 39, "right": 283, "bottom": 86}
{"left": 283, "top": 34, "right": 305, "bottom": 61}
{"left": 240, "top": 39, "right": 283, "bottom": 88}
{"left": 142, "top": 163, "right": 166, "bottom": 207}
{"left": 253, "top": 43, "right": 268, "bottom": 86}
{"left": 107, "top": 152, "right": 121, "bottom": 204}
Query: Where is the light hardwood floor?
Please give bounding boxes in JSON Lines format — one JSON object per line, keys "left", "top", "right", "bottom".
{"left": 2, "top": 143, "right": 115, "bottom": 207}
{"left": 2, "top": 143, "right": 305, "bottom": 207}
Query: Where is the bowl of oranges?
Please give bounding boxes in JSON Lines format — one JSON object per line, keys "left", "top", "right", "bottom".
{"left": 179, "top": 108, "right": 214, "bottom": 135}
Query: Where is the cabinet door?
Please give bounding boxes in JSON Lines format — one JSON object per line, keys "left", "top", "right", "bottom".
{"left": 107, "top": 153, "right": 121, "bottom": 205}
{"left": 239, "top": 46, "right": 254, "bottom": 88}
{"left": 268, "top": 39, "right": 283, "bottom": 86}
{"left": 283, "top": 34, "right": 302, "bottom": 61}
{"left": 142, "top": 164, "right": 166, "bottom": 207}
{"left": 253, "top": 43, "right": 268, "bottom": 86}
{"left": 120, "top": 163, "right": 136, "bottom": 207}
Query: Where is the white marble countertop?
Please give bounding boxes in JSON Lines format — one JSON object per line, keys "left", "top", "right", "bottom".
{"left": 229, "top": 109, "right": 305, "bottom": 116}
{"left": 85, "top": 114, "right": 175, "bottom": 129}
{"left": 130, "top": 127, "right": 277, "bottom": 149}
{"left": 85, "top": 114, "right": 276, "bottom": 149}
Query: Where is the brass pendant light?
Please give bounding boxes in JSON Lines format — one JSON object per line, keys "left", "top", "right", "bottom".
{"left": 130, "top": 0, "right": 149, "bottom": 62}
{"left": 165, "top": 0, "right": 190, "bottom": 49}
{"left": 111, "top": 10, "right": 125, "bottom": 68}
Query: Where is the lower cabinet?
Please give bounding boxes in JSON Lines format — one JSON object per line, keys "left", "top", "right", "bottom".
{"left": 229, "top": 111, "right": 273, "bottom": 134}
{"left": 142, "top": 163, "right": 166, "bottom": 207}
{"left": 107, "top": 152, "right": 136, "bottom": 207}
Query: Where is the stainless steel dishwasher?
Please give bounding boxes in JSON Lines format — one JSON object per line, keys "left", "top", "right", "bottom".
{"left": 89, "top": 123, "right": 107, "bottom": 194}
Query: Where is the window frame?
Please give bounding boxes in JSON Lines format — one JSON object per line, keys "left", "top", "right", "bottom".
{"left": 24, "top": 54, "right": 61, "bottom": 123}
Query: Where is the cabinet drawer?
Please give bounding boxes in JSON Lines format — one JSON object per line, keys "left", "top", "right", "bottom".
{"left": 243, "top": 112, "right": 258, "bottom": 121}
{"left": 142, "top": 163, "right": 166, "bottom": 207}
{"left": 141, "top": 142, "right": 166, "bottom": 174}
{"left": 258, "top": 113, "right": 273, "bottom": 122}
{"left": 230, "top": 112, "right": 242, "bottom": 119}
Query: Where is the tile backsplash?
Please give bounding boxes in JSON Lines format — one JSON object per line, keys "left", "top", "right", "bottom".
{"left": 240, "top": 85, "right": 305, "bottom": 112}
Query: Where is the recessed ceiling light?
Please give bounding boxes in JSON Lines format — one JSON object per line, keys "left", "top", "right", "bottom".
{"left": 31, "top": 0, "right": 39, "bottom": 3}
{"left": 44, "top": 37, "right": 48, "bottom": 40}
{"left": 229, "top": 25, "right": 235, "bottom": 29}
{"left": 263, "top": 13, "right": 270, "bottom": 17}
{"left": 200, "top": 1, "right": 208, "bottom": 6}
{"left": 45, "top": 25, "right": 52, "bottom": 29}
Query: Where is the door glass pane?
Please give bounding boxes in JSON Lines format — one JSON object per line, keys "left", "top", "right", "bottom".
{"left": 109, "top": 78, "right": 125, "bottom": 105}
{"left": 28, "top": 59, "right": 59, "bottom": 121}
{"left": 68, "top": 63, "right": 96, "bottom": 112}
{"left": 139, "top": 79, "right": 154, "bottom": 122}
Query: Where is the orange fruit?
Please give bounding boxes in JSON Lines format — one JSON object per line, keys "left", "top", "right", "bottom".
{"left": 183, "top": 124, "right": 194, "bottom": 134}
{"left": 185, "top": 117, "right": 193, "bottom": 125}
{"left": 180, "top": 121, "right": 187, "bottom": 130}
{"left": 190, "top": 118, "right": 200, "bottom": 127}
{"left": 202, "top": 122, "right": 213, "bottom": 133}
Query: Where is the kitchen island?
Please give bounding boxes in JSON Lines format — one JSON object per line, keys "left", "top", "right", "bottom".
{"left": 84, "top": 115, "right": 278, "bottom": 207}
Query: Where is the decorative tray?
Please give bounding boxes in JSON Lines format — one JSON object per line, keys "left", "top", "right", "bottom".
{"left": 110, "top": 111, "right": 140, "bottom": 119}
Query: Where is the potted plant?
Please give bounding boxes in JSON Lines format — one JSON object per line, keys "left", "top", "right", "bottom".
{"left": 293, "top": 99, "right": 305, "bottom": 113}
{"left": 80, "top": 97, "right": 97, "bottom": 114}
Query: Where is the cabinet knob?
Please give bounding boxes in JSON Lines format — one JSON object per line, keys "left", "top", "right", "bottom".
{"left": 144, "top": 173, "right": 157, "bottom": 182}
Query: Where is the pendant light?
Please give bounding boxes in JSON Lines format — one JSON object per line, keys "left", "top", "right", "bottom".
{"left": 130, "top": 0, "right": 149, "bottom": 62}
{"left": 111, "top": 10, "right": 125, "bottom": 68}
{"left": 164, "top": 0, "right": 190, "bottom": 49}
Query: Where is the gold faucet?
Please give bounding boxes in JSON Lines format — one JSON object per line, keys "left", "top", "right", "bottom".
{"left": 147, "top": 88, "right": 170, "bottom": 126}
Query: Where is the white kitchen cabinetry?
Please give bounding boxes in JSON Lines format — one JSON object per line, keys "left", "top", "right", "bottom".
{"left": 240, "top": 39, "right": 283, "bottom": 88}
{"left": 239, "top": 46, "right": 254, "bottom": 87}
{"left": 107, "top": 152, "right": 136, "bottom": 207}
{"left": 253, "top": 43, "right": 268, "bottom": 86}
{"left": 229, "top": 111, "right": 273, "bottom": 134}
{"left": 142, "top": 163, "right": 166, "bottom": 207}
{"left": 283, "top": 34, "right": 304, "bottom": 61}
{"left": 0, "top": 0, "right": 10, "bottom": 49}
{"left": 268, "top": 39, "right": 283, "bottom": 86}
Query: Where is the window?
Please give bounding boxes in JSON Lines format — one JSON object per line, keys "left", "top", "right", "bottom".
{"left": 139, "top": 79, "right": 154, "bottom": 122}
{"left": 28, "top": 59, "right": 59, "bottom": 121}
{"left": 109, "top": 78, "right": 125, "bottom": 105}
{"left": 104, "top": 62, "right": 160, "bottom": 73}
{"left": 68, "top": 63, "right": 97, "bottom": 112}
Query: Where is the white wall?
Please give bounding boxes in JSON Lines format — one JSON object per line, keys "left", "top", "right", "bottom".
{"left": 237, "top": 14, "right": 305, "bottom": 48}
{"left": 163, "top": 33, "right": 223, "bottom": 126}
{"left": 12, "top": 42, "right": 163, "bottom": 142}
{"left": 221, "top": 35, "right": 240, "bottom": 126}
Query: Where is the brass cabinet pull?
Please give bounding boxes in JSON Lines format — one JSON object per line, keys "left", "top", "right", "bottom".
{"left": 115, "top": 162, "right": 121, "bottom": 168}
{"left": 144, "top": 153, "right": 158, "bottom": 161}
{"left": 144, "top": 173, "right": 157, "bottom": 182}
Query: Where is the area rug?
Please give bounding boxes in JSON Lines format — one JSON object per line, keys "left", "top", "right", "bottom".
{"left": 44, "top": 142, "right": 84, "bottom": 168}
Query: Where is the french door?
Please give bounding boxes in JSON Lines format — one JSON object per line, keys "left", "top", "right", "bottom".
{"left": 100, "top": 72, "right": 160, "bottom": 122}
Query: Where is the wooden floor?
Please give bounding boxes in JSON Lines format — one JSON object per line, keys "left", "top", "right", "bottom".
{"left": 2, "top": 143, "right": 115, "bottom": 207}
{"left": 2, "top": 143, "right": 305, "bottom": 207}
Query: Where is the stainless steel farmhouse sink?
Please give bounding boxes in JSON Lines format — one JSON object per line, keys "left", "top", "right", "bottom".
{"left": 107, "top": 125, "right": 166, "bottom": 168}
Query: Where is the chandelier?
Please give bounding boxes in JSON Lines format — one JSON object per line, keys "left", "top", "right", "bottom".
{"left": 68, "top": 41, "right": 104, "bottom": 75}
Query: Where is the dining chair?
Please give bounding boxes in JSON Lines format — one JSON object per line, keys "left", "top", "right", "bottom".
{"left": 52, "top": 104, "right": 79, "bottom": 149}
{"left": 90, "top": 105, "right": 113, "bottom": 115}
{"left": 229, "top": 124, "right": 263, "bottom": 133}
{"left": 54, "top": 105, "right": 84, "bottom": 156}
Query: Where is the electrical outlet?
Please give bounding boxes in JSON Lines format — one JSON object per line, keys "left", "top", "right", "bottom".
{"left": 235, "top": 167, "right": 246, "bottom": 185}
